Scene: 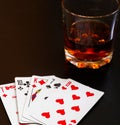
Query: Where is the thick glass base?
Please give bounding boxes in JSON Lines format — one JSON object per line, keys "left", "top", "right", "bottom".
{"left": 65, "top": 50, "right": 113, "bottom": 69}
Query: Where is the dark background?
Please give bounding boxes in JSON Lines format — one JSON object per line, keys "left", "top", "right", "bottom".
{"left": 0, "top": 0, "right": 120, "bottom": 125}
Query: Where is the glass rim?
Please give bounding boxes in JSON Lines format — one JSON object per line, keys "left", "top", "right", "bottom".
{"left": 62, "top": 0, "right": 120, "bottom": 18}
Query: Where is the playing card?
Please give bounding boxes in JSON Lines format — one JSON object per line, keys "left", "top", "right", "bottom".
{"left": 28, "top": 79, "right": 104, "bottom": 125}
{"left": 62, "top": 79, "right": 104, "bottom": 124}
{"left": 15, "top": 77, "right": 37, "bottom": 123}
{"left": 22, "top": 75, "right": 56, "bottom": 123}
{"left": 26, "top": 76, "right": 68, "bottom": 123}
{"left": 0, "top": 83, "right": 19, "bottom": 125}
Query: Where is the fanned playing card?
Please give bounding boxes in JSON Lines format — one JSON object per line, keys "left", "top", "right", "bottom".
{"left": 27, "top": 76, "right": 68, "bottom": 123}
{"left": 28, "top": 79, "right": 104, "bottom": 125}
{"left": 0, "top": 83, "right": 19, "bottom": 125}
{"left": 0, "top": 83, "right": 40, "bottom": 125}
{"left": 22, "top": 75, "right": 55, "bottom": 123}
{"left": 22, "top": 75, "right": 67, "bottom": 123}
{"left": 15, "top": 77, "right": 37, "bottom": 123}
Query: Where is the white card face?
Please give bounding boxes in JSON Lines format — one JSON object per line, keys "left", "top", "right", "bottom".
{"left": 15, "top": 77, "right": 35, "bottom": 123}
{"left": 0, "top": 83, "right": 19, "bottom": 125}
{"left": 60, "top": 79, "right": 104, "bottom": 124}
{"left": 22, "top": 75, "right": 67, "bottom": 123}
{"left": 26, "top": 76, "right": 68, "bottom": 123}
{"left": 22, "top": 75, "right": 56, "bottom": 122}
{"left": 28, "top": 79, "right": 104, "bottom": 125}
{"left": 29, "top": 89, "right": 76, "bottom": 125}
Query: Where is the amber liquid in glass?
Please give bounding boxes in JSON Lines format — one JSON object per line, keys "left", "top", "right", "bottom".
{"left": 64, "top": 20, "right": 113, "bottom": 69}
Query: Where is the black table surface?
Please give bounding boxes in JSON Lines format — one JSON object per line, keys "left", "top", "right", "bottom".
{"left": 0, "top": 1, "right": 120, "bottom": 125}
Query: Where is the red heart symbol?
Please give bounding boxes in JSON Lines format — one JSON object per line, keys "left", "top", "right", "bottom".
{"left": 56, "top": 109, "right": 65, "bottom": 115}
{"left": 86, "top": 91, "right": 94, "bottom": 97}
{"left": 72, "top": 94, "right": 80, "bottom": 100}
{"left": 71, "top": 120, "right": 76, "bottom": 123}
{"left": 71, "top": 85, "right": 79, "bottom": 90}
{"left": 62, "top": 86, "right": 67, "bottom": 90}
{"left": 41, "top": 112, "right": 50, "bottom": 118}
{"left": 57, "top": 120, "right": 66, "bottom": 125}
{"left": 56, "top": 99, "right": 64, "bottom": 105}
{"left": 3, "top": 94, "right": 7, "bottom": 97}
{"left": 71, "top": 106, "right": 80, "bottom": 112}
